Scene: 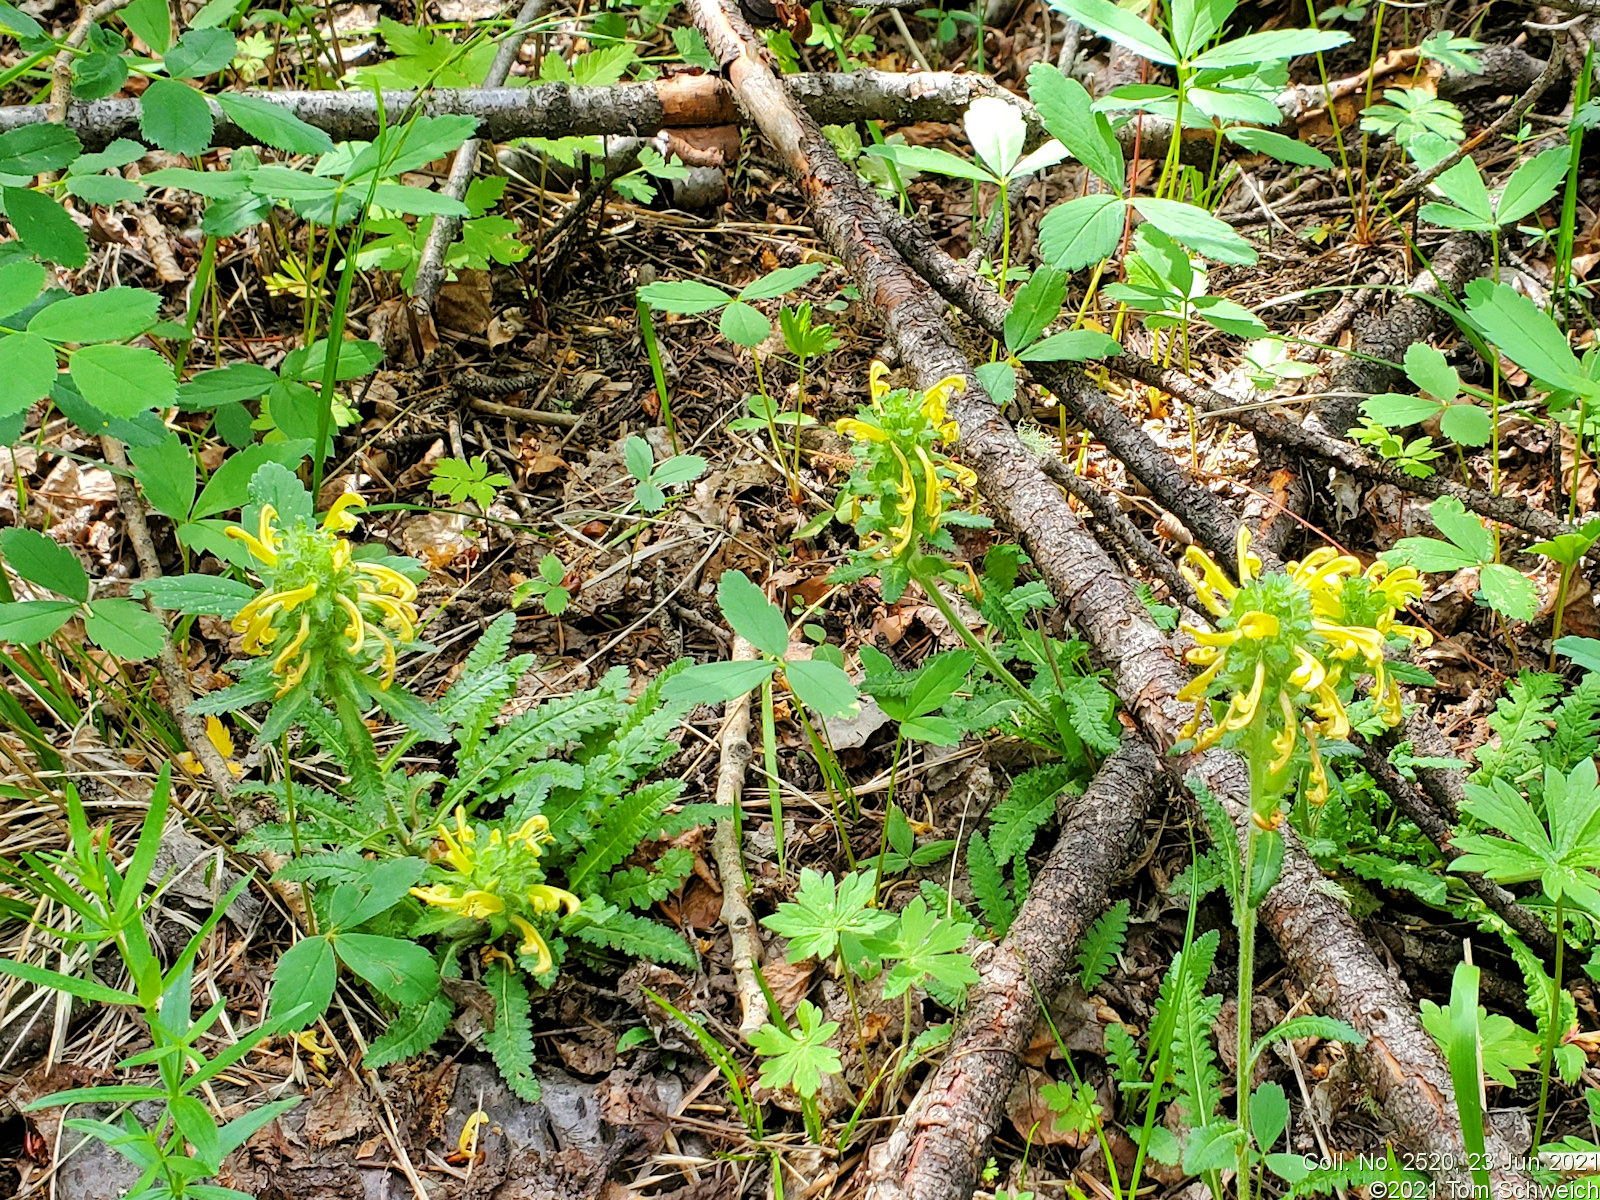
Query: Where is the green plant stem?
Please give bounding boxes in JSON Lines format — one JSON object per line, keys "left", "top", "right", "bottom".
{"left": 912, "top": 566, "right": 1047, "bottom": 722}
{"left": 1570, "top": 392, "right": 1590, "bottom": 524}
{"left": 1534, "top": 893, "right": 1566, "bottom": 1148}
{"left": 1236, "top": 714, "right": 1271, "bottom": 1200}
{"left": 762, "top": 677, "right": 784, "bottom": 873}
{"left": 172, "top": 236, "right": 217, "bottom": 378}
{"left": 791, "top": 350, "right": 809, "bottom": 494}
{"left": 637, "top": 300, "right": 679, "bottom": 455}
{"left": 1556, "top": 48, "right": 1592, "bottom": 327}
{"left": 751, "top": 350, "right": 797, "bottom": 501}
{"left": 1303, "top": 0, "right": 1360, "bottom": 221}
{"left": 870, "top": 733, "right": 905, "bottom": 902}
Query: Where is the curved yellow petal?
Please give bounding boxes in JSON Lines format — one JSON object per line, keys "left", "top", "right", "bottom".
{"left": 1234, "top": 611, "right": 1280, "bottom": 640}
{"left": 1176, "top": 654, "right": 1225, "bottom": 702}
{"left": 869, "top": 361, "right": 891, "bottom": 402}
{"left": 510, "top": 915, "right": 554, "bottom": 974}
{"left": 1269, "top": 692, "right": 1297, "bottom": 773}
{"left": 837, "top": 417, "right": 889, "bottom": 444}
{"left": 528, "top": 884, "right": 581, "bottom": 916}
{"left": 921, "top": 375, "right": 967, "bottom": 417}
{"left": 1288, "top": 645, "right": 1326, "bottom": 692}
{"left": 1234, "top": 526, "right": 1261, "bottom": 586}
{"left": 271, "top": 613, "right": 311, "bottom": 676}
{"left": 323, "top": 492, "right": 366, "bottom": 533}
{"left": 335, "top": 592, "right": 366, "bottom": 654}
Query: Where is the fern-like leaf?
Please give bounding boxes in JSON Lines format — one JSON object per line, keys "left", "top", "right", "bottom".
{"left": 1105, "top": 1021, "right": 1143, "bottom": 1091}
{"left": 1472, "top": 670, "right": 1560, "bottom": 786}
{"left": 966, "top": 831, "right": 1015, "bottom": 937}
{"left": 366, "top": 992, "right": 453, "bottom": 1068}
{"left": 1076, "top": 899, "right": 1130, "bottom": 990}
{"left": 1192, "top": 775, "right": 1242, "bottom": 916}
{"left": 988, "top": 763, "right": 1078, "bottom": 864}
{"left": 1060, "top": 674, "right": 1121, "bottom": 754}
{"left": 439, "top": 613, "right": 533, "bottom": 748}
{"left": 1160, "top": 928, "right": 1222, "bottom": 1127}
{"left": 1250, "top": 1015, "right": 1363, "bottom": 1068}
{"left": 918, "top": 879, "right": 980, "bottom": 927}
{"left": 1342, "top": 851, "right": 1447, "bottom": 907}
{"left": 568, "top": 904, "right": 696, "bottom": 967}
{"left": 446, "top": 668, "right": 632, "bottom": 806}
{"left": 483, "top": 960, "right": 541, "bottom": 1101}
{"left": 605, "top": 847, "right": 695, "bottom": 910}
{"left": 1547, "top": 670, "right": 1600, "bottom": 773}
{"left": 565, "top": 779, "right": 685, "bottom": 892}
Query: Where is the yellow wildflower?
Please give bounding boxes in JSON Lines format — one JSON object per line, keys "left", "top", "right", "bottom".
{"left": 224, "top": 495, "right": 420, "bottom": 696}
{"left": 410, "top": 807, "right": 580, "bottom": 979}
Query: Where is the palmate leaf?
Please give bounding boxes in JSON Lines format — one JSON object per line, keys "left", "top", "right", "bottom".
{"left": 749, "top": 1000, "right": 842, "bottom": 1098}
{"left": 762, "top": 868, "right": 895, "bottom": 964}
{"left": 483, "top": 960, "right": 541, "bottom": 1101}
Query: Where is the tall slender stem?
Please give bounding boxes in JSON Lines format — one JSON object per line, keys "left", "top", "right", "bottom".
{"left": 1236, "top": 713, "right": 1271, "bottom": 1200}
{"left": 1534, "top": 894, "right": 1566, "bottom": 1147}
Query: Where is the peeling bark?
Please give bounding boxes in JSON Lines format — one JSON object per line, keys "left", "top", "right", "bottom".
{"left": 865, "top": 736, "right": 1161, "bottom": 1200}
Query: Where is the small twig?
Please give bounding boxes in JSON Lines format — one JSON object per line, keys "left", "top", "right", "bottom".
{"left": 1358, "top": 734, "right": 1555, "bottom": 958}
{"left": 100, "top": 437, "right": 239, "bottom": 803}
{"left": 47, "top": 0, "right": 142, "bottom": 126}
{"left": 539, "top": 142, "right": 645, "bottom": 255}
{"left": 711, "top": 636, "right": 769, "bottom": 1041}
{"left": 411, "top": 0, "right": 549, "bottom": 314}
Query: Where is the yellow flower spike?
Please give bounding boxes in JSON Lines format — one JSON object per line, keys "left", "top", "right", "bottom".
{"left": 323, "top": 492, "right": 366, "bottom": 533}
{"left": 527, "top": 884, "right": 581, "bottom": 916}
{"left": 331, "top": 539, "right": 352, "bottom": 570}
{"left": 1269, "top": 692, "right": 1297, "bottom": 773}
{"left": 335, "top": 593, "right": 366, "bottom": 654}
{"left": 453, "top": 889, "right": 506, "bottom": 920}
{"left": 869, "top": 360, "right": 891, "bottom": 401}
{"left": 939, "top": 420, "right": 960, "bottom": 443}
{"left": 279, "top": 651, "right": 312, "bottom": 694}
{"left": 510, "top": 915, "right": 555, "bottom": 974}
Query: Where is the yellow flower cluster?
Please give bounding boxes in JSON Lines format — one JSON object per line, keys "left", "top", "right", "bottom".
{"left": 1177, "top": 529, "right": 1431, "bottom": 813}
{"left": 410, "top": 807, "right": 580, "bottom": 974}
{"left": 835, "top": 363, "right": 978, "bottom": 559}
{"left": 226, "top": 494, "right": 419, "bottom": 695}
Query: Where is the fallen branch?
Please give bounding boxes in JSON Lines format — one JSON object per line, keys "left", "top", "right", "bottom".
{"left": 875, "top": 198, "right": 1246, "bottom": 561}
{"left": 0, "top": 71, "right": 1020, "bottom": 150}
{"left": 711, "top": 636, "right": 769, "bottom": 1040}
{"left": 1357, "top": 735, "right": 1555, "bottom": 957}
{"left": 1122, "top": 355, "right": 1575, "bottom": 543}
{"left": 682, "top": 0, "right": 1531, "bottom": 1187}
{"left": 865, "top": 734, "right": 1160, "bottom": 1200}
{"left": 1034, "top": 455, "right": 1198, "bottom": 608}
